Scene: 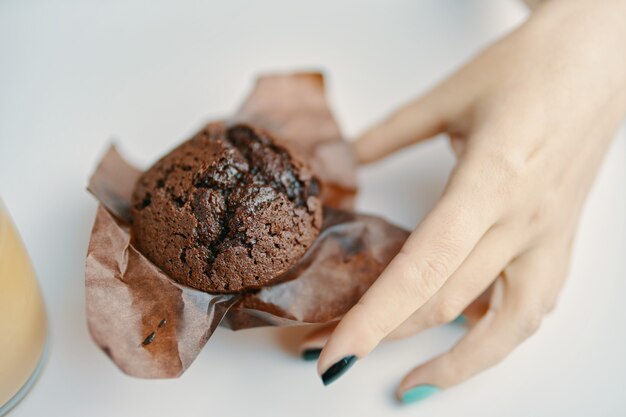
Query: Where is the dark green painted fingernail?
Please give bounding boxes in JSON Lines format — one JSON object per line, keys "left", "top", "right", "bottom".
{"left": 301, "top": 348, "right": 322, "bottom": 361}
{"left": 401, "top": 384, "right": 440, "bottom": 404}
{"left": 452, "top": 314, "right": 467, "bottom": 325}
{"left": 321, "top": 355, "right": 357, "bottom": 386}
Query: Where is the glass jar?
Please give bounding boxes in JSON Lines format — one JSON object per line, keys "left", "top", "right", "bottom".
{"left": 0, "top": 200, "right": 48, "bottom": 415}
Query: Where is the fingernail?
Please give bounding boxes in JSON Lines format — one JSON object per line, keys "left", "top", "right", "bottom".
{"left": 452, "top": 314, "right": 467, "bottom": 325}
{"left": 301, "top": 348, "right": 322, "bottom": 361}
{"left": 321, "top": 355, "right": 357, "bottom": 386}
{"left": 401, "top": 384, "right": 440, "bottom": 404}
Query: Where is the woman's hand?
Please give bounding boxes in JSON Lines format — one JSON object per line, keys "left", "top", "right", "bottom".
{"left": 302, "top": 0, "right": 626, "bottom": 401}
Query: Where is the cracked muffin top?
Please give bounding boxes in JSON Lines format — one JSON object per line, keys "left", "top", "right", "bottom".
{"left": 131, "top": 122, "right": 323, "bottom": 293}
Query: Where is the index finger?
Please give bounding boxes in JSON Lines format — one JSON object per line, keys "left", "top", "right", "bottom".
{"left": 354, "top": 90, "right": 449, "bottom": 165}
{"left": 317, "top": 162, "right": 499, "bottom": 384}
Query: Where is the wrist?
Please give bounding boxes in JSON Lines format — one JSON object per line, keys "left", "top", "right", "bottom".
{"left": 523, "top": 0, "right": 626, "bottom": 115}
{"left": 521, "top": 0, "right": 544, "bottom": 11}
{"left": 524, "top": 0, "right": 626, "bottom": 12}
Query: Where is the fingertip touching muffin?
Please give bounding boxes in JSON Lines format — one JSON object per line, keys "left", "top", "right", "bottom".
{"left": 131, "top": 122, "right": 323, "bottom": 293}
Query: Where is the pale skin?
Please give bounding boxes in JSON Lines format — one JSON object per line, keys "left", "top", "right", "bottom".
{"left": 299, "top": 0, "right": 626, "bottom": 399}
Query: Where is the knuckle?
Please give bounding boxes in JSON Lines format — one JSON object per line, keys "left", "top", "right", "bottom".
{"left": 515, "top": 307, "right": 544, "bottom": 338}
{"left": 494, "top": 149, "right": 526, "bottom": 181}
{"left": 420, "top": 256, "right": 451, "bottom": 288}
{"left": 391, "top": 252, "right": 425, "bottom": 299}
{"left": 527, "top": 193, "right": 561, "bottom": 230}
{"left": 393, "top": 251, "right": 449, "bottom": 299}
{"left": 433, "top": 299, "right": 464, "bottom": 325}
{"left": 542, "top": 288, "right": 562, "bottom": 315}
{"left": 476, "top": 148, "right": 527, "bottom": 200}
{"left": 389, "top": 250, "right": 453, "bottom": 313}
{"left": 528, "top": 205, "right": 547, "bottom": 227}
{"left": 543, "top": 298, "right": 558, "bottom": 314}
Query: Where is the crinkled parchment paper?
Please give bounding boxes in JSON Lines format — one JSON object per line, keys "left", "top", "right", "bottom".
{"left": 85, "top": 73, "right": 408, "bottom": 378}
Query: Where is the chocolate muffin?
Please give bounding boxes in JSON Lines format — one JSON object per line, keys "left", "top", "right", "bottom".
{"left": 131, "top": 122, "right": 323, "bottom": 293}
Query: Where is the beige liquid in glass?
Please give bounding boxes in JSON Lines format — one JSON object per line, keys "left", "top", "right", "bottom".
{"left": 0, "top": 202, "right": 47, "bottom": 413}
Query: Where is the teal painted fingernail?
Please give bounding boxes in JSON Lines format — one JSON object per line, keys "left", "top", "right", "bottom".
{"left": 301, "top": 348, "right": 322, "bottom": 361}
{"left": 401, "top": 384, "right": 440, "bottom": 404}
{"left": 452, "top": 314, "right": 467, "bottom": 325}
{"left": 321, "top": 355, "right": 357, "bottom": 386}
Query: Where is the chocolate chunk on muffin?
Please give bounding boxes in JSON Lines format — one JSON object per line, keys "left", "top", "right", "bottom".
{"left": 131, "top": 122, "right": 323, "bottom": 293}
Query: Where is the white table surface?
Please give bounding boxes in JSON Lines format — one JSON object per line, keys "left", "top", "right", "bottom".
{"left": 1, "top": 1, "right": 625, "bottom": 416}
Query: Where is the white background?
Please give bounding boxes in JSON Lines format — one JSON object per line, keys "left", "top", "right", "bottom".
{"left": 1, "top": 1, "right": 625, "bottom": 416}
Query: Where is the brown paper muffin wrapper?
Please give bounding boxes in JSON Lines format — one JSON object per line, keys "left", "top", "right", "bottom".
{"left": 85, "top": 72, "right": 409, "bottom": 378}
